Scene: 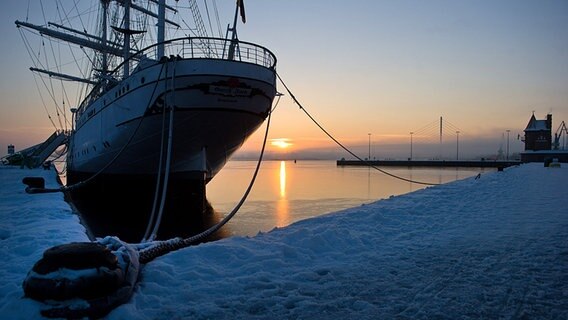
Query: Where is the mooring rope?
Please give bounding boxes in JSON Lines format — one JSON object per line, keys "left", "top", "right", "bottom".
{"left": 276, "top": 72, "right": 439, "bottom": 186}
{"left": 144, "top": 57, "right": 179, "bottom": 242}
{"left": 137, "top": 101, "right": 275, "bottom": 264}
{"left": 24, "top": 61, "right": 277, "bottom": 264}
{"left": 143, "top": 61, "right": 171, "bottom": 241}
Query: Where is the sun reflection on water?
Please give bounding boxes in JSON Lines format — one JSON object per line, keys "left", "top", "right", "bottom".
{"left": 276, "top": 161, "right": 289, "bottom": 227}
{"left": 279, "top": 160, "right": 286, "bottom": 198}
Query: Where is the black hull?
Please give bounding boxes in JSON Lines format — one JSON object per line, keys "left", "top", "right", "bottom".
{"left": 66, "top": 171, "right": 227, "bottom": 243}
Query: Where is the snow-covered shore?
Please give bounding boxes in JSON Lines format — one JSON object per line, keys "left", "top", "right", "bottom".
{"left": 0, "top": 163, "right": 566, "bottom": 319}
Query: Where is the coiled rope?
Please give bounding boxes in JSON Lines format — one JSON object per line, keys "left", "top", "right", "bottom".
{"left": 276, "top": 72, "right": 439, "bottom": 186}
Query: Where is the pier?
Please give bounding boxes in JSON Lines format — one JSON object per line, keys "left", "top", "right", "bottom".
{"left": 337, "top": 159, "right": 522, "bottom": 168}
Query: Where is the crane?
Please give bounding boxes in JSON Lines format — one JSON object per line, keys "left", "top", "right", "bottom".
{"left": 553, "top": 121, "right": 568, "bottom": 150}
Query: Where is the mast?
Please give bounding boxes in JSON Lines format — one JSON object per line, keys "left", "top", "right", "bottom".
{"left": 226, "top": 0, "right": 246, "bottom": 60}
{"left": 101, "top": 0, "right": 109, "bottom": 75}
{"left": 123, "top": 0, "right": 131, "bottom": 77}
{"left": 157, "top": 0, "right": 166, "bottom": 59}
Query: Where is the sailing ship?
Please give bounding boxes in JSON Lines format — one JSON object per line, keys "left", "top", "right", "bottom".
{"left": 16, "top": 0, "right": 277, "bottom": 241}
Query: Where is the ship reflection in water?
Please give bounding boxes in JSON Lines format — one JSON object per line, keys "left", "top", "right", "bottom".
{"left": 60, "top": 170, "right": 230, "bottom": 243}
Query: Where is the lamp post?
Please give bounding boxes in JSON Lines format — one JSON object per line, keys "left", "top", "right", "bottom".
{"left": 368, "top": 133, "right": 371, "bottom": 160}
{"left": 506, "top": 130, "right": 510, "bottom": 160}
{"left": 410, "top": 132, "right": 414, "bottom": 160}
{"left": 456, "top": 131, "right": 460, "bottom": 160}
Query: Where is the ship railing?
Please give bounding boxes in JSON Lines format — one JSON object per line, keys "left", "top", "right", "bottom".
{"left": 78, "top": 37, "right": 276, "bottom": 112}
{"left": 114, "top": 37, "right": 276, "bottom": 79}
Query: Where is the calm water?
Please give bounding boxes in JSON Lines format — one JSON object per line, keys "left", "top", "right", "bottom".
{"left": 207, "top": 160, "right": 494, "bottom": 237}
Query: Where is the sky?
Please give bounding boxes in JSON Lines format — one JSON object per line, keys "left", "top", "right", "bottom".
{"left": 0, "top": 0, "right": 567, "bottom": 160}
{"left": 1, "top": 161, "right": 567, "bottom": 318}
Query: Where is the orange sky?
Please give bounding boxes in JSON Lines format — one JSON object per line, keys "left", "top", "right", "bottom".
{"left": 1, "top": 1, "right": 567, "bottom": 160}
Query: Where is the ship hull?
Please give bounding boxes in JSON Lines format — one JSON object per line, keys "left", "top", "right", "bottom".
{"left": 66, "top": 58, "right": 276, "bottom": 241}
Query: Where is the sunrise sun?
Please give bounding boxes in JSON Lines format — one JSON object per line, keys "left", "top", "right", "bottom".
{"left": 271, "top": 138, "right": 292, "bottom": 149}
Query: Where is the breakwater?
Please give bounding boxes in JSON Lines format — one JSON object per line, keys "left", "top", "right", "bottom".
{"left": 337, "top": 159, "right": 521, "bottom": 168}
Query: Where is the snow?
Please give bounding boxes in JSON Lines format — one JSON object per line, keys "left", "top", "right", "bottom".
{"left": 1, "top": 163, "right": 567, "bottom": 319}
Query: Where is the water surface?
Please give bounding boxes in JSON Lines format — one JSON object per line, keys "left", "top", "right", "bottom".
{"left": 207, "top": 160, "right": 493, "bottom": 236}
